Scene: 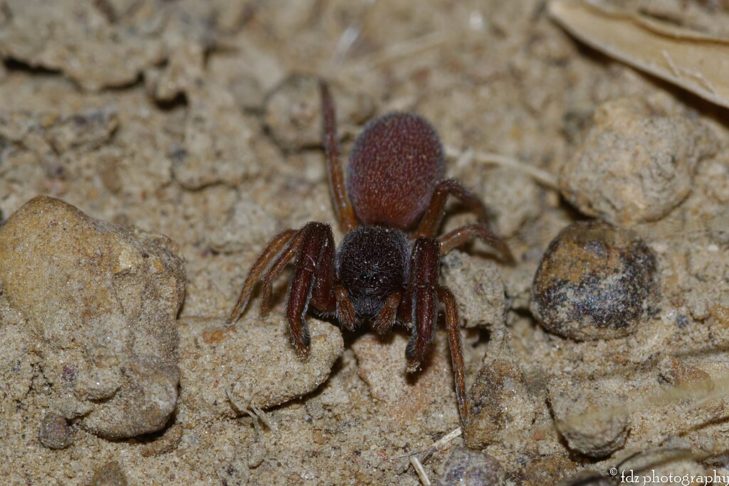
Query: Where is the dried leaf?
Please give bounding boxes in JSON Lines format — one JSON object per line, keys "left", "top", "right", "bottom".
{"left": 549, "top": 0, "right": 729, "bottom": 110}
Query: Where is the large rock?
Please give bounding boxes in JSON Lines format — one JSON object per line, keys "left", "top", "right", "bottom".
{"left": 559, "top": 96, "right": 717, "bottom": 225}
{"left": 0, "top": 196, "right": 185, "bottom": 439}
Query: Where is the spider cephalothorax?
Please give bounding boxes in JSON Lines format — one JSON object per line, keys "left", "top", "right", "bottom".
{"left": 336, "top": 226, "right": 409, "bottom": 320}
{"left": 228, "top": 81, "right": 513, "bottom": 424}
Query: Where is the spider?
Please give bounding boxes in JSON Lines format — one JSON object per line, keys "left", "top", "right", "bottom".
{"left": 227, "top": 81, "right": 513, "bottom": 423}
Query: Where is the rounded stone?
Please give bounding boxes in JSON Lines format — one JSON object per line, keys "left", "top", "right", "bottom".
{"left": 558, "top": 96, "right": 717, "bottom": 225}
{"left": 39, "top": 413, "right": 73, "bottom": 450}
{"left": 438, "top": 447, "right": 506, "bottom": 486}
{"left": 549, "top": 380, "right": 631, "bottom": 458}
{"left": 530, "top": 221, "right": 658, "bottom": 340}
{"left": 558, "top": 411, "right": 629, "bottom": 459}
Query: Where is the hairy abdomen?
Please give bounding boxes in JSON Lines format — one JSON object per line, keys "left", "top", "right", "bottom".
{"left": 346, "top": 113, "right": 444, "bottom": 230}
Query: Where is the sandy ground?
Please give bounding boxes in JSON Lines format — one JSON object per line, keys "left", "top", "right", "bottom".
{"left": 1, "top": 0, "right": 729, "bottom": 485}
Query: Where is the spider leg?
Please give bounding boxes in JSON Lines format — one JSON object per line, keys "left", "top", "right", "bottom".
{"left": 259, "top": 230, "right": 307, "bottom": 314}
{"left": 309, "top": 225, "right": 336, "bottom": 311}
{"left": 404, "top": 238, "right": 440, "bottom": 372}
{"left": 405, "top": 238, "right": 469, "bottom": 424}
{"left": 438, "top": 286, "right": 468, "bottom": 423}
{"left": 285, "top": 222, "right": 338, "bottom": 357}
{"left": 227, "top": 223, "right": 340, "bottom": 358}
{"left": 439, "top": 223, "right": 514, "bottom": 263}
{"left": 227, "top": 229, "right": 298, "bottom": 325}
{"left": 415, "top": 179, "right": 490, "bottom": 238}
{"left": 320, "top": 80, "right": 358, "bottom": 232}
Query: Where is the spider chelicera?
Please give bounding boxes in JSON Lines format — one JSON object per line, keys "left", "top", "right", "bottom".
{"left": 228, "top": 81, "right": 513, "bottom": 423}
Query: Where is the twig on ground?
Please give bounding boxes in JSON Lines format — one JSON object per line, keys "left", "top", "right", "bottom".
{"left": 444, "top": 145, "right": 559, "bottom": 190}
{"left": 410, "top": 455, "right": 431, "bottom": 486}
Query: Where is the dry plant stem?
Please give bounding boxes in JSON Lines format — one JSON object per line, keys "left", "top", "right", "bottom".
{"left": 423, "top": 427, "right": 463, "bottom": 462}
{"left": 443, "top": 145, "right": 559, "bottom": 189}
{"left": 250, "top": 405, "right": 276, "bottom": 431}
{"left": 225, "top": 389, "right": 276, "bottom": 431}
{"left": 549, "top": 0, "right": 729, "bottom": 110}
{"left": 399, "top": 428, "right": 463, "bottom": 484}
{"left": 410, "top": 455, "right": 432, "bottom": 486}
{"left": 430, "top": 427, "right": 462, "bottom": 453}
{"left": 392, "top": 427, "right": 462, "bottom": 463}
{"left": 355, "top": 31, "right": 453, "bottom": 70}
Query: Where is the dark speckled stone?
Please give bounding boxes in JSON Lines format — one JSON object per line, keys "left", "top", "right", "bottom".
{"left": 530, "top": 221, "right": 658, "bottom": 340}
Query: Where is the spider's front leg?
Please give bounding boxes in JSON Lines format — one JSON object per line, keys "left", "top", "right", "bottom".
{"left": 402, "top": 237, "right": 468, "bottom": 423}
{"left": 228, "top": 221, "right": 348, "bottom": 357}
{"left": 285, "top": 222, "right": 337, "bottom": 356}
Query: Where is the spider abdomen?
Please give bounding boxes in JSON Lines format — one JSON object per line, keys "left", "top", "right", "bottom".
{"left": 336, "top": 225, "right": 409, "bottom": 319}
{"left": 346, "top": 113, "right": 445, "bottom": 230}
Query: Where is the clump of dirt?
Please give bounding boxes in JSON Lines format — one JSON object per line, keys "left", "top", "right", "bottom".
{"left": 559, "top": 95, "right": 718, "bottom": 225}
{"left": 0, "top": 196, "right": 183, "bottom": 439}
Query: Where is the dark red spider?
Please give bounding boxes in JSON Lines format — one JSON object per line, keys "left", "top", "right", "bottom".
{"left": 228, "top": 81, "right": 513, "bottom": 424}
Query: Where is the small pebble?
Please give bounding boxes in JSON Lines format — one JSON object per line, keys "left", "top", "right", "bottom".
{"left": 438, "top": 447, "right": 506, "bottom": 486}
{"left": 217, "top": 457, "right": 249, "bottom": 485}
{"left": 548, "top": 378, "right": 632, "bottom": 459}
{"left": 39, "top": 413, "right": 73, "bottom": 450}
{"left": 557, "top": 415, "right": 629, "bottom": 459}
{"left": 464, "top": 358, "right": 536, "bottom": 449}
{"left": 530, "top": 221, "right": 658, "bottom": 340}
